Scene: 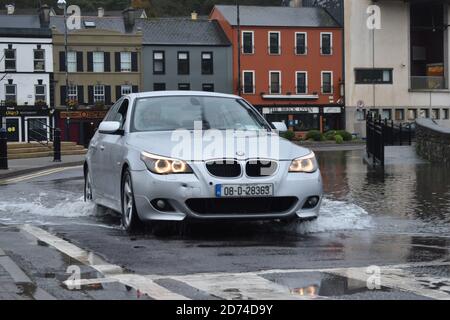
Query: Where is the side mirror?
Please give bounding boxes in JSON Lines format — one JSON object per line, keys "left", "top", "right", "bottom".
{"left": 98, "top": 121, "right": 122, "bottom": 135}
{"left": 272, "top": 122, "right": 288, "bottom": 133}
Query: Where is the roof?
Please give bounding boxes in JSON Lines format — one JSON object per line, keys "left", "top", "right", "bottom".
{"left": 50, "top": 16, "right": 140, "bottom": 34}
{"left": 137, "top": 18, "right": 231, "bottom": 46}
{"left": 52, "top": 8, "right": 147, "bottom": 19}
{"left": 213, "top": 5, "right": 340, "bottom": 28}
{"left": 0, "top": 15, "right": 51, "bottom": 37}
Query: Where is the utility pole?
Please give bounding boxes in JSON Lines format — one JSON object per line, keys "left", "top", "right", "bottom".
{"left": 236, "top": 0, "right": 242, "bottom": 96}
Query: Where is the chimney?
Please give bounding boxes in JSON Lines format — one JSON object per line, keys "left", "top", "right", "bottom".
{"left": 5, "top": 4, "right": 15, "bottom": 15}
{"left": 191, "top": 11, "right": 198, "bottom": 20}
{"left": 39, "top": 4, "right": 51, "bottom": 28}
{"left": 289, "top": 0, "right": 303, "bottom": 7}
{"left": 123, "top": 7, "right": 136, "bottom": 31}
{"left": 98, "top": 7, "right": 105, "bottom": 18}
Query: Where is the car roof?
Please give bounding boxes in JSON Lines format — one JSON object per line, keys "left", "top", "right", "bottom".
{"left": 127, "top": 91, "right": 241, "bottom": 100}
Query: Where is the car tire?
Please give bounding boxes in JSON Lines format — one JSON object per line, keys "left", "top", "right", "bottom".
{"left": 84, "top": 166, "right": 93, "bottom": 202}
{"left": 121, "top": 170, "right": 143, "bottom": 233}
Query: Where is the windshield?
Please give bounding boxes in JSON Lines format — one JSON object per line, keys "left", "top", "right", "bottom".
{"left": 131, "top": 96, "right": 271, "bottom": 132}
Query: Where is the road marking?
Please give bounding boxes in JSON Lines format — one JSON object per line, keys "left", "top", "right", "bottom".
{"left": 0, "top": 166, "right": 82, "bottom": 185}
{"left": 21, "top": 224, "right": 189, "bottom": 300}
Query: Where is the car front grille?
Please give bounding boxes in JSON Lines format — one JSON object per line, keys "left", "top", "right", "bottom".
{"left": 245, "top": 160, "right": 278, "bottom": 177}
{"left": 185, "top": 197, "right": 298, "bottom": 215}
{"left": 206, "top": 160, "right": 242, "bottom": 178}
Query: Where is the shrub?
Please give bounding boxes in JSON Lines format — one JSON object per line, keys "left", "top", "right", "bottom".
{"left": 282, "top": 130, "right": 296, "bottom": 141}
{"left": 335, "top": 135, "right": 344, "bottom": 144}
{"left": 336, "top": 130, "right": 353, "bottom": 142}
{"left": 324, "top": 130, "right": 337, "bottom": 141}
{"left": 305, "top": 130, "right": 324, "bottom": 142}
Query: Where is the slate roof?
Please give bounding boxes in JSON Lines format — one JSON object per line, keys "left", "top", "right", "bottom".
{"left": 50, "top": 16, "right": 139, "bottom": 34}
{"left": 137, "top": 18, "right": 231, "bottom": 46}
{"left": 213, "top": 5, "right": 340, "bottom": 28}
{"left": 0, "top": 15, "right": 51, "bottom": 37}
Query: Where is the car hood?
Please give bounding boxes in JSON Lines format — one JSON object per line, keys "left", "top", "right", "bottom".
{"left": 127, "top": 131, "right": 312, "bottom": 161}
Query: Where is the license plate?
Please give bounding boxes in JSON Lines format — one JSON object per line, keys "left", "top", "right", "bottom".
{"left": 215, "top": 184, "right": 274, "bottom": 198}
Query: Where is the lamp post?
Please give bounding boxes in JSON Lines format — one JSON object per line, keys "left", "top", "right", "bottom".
{"left": 57, "top": 0, "right": 70, "bottom": 141}
{"left": 236, "top": 0, "right": 242, "bottom": 96}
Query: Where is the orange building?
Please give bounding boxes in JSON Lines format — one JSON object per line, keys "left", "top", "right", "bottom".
{"left": 210, "top": 5, "right": 344, "bottom": 134}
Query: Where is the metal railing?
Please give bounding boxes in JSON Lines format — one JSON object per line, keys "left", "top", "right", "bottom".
{"left": 411, "top": 76, "right": 446, "bottom": 90}
{"left": 24, "top": 118, "right": 61, "bottom": 162}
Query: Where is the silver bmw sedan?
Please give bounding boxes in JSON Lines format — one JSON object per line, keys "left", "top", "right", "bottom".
{"left": 84, "top": 91, "right": 323, "bottom": 232}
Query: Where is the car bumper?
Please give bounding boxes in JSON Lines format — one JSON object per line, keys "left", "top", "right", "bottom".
{"left": 131, "top": 162, "right": 323, "bottom": 222}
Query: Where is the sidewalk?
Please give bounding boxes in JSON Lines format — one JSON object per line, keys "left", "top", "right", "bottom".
{"left": 0, "top": 155, "right": 85, "bottom": 180}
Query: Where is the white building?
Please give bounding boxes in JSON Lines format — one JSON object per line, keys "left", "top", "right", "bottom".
{"left": 344, "top": 0, "right": 450, "bottom": 136}
{"left": 0, "top": 5, "right": 53, "bottom": 142}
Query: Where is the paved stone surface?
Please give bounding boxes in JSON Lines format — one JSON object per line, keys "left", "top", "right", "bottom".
{"left": 0, "top": 264, "right": 28, "bottom": 300}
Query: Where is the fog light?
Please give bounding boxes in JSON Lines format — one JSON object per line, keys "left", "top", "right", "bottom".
{"left": 302, "top": 196, "right": 320, "bottom": 209}
{"left": 156, "top": 200, "right": 166, "bottom": 209}
{"left": 151, "top": 199, "right": 175, "bottom": 212}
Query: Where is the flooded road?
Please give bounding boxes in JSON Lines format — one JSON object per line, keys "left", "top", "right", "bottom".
{"left": 0, "top": 149, "right": 449, "bottom": 300}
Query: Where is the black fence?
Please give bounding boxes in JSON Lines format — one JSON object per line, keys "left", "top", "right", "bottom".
{"left": 366, "top": 114, "right": 413, "bottom": 166}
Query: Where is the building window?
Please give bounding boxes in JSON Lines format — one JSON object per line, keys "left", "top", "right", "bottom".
{"left": 321, "top": 33, "right": 332, "bottom": 55}
{"left": 67, "top": 51, "right": 77, "bottom": 73}
{"left": 202, "top": 83, "right": 214, "bottom": 92}
{"left": 153, "top": 83, "right": 166, "bottom": 91}
{"left": 268, "top": 32, "right": 280, "bottom": 54}
{"left": 395, "top": 109, "right": 405, "bottom": 121}
{"left": 408, "top": 109, "right": 417, "bottom": 120}
{"left": 94, "top": 85, "right": 105, "bottom": 103}
{"left": 201, "top": 52, "right": 213, "bottom": 75}
{"left": 296, "top": 72, "right": 307, "bottom": 94}
{"left": 153, "top": 51, "right": 165, "bottom": 74}
{"left": 34, "top": 49, "right": 45, "bottom": 71}
{"left": 4, "top": 48, "right": 16, "bottom": 71}
{"left": 121, "top": 85, "right": 132, "bottom": 96}
{"left": 67, "top": 85, "right": 78, "bottom": 101}
{"left": 242, "top": 31, "right": 254, "bottom": 54}
{"left": 355, "top": 69, "right": 393, "bottom": 84}
{"left": 419, "top": 109, "right": 430, "bottom": 118}
{"left": 432, "top": 109, "right": 440, "bottom": 120}
{"left": 444, "top": 109, "right": 449, "bottom": 120}
{"left": 382, "top": 109, "right": 392, "bottom": 120}
{"left": 35, "top": 84, "right": 46, "bottom": 102}
{"left": 93, "top": 52, "right": 104, "bottom": 72}
{"left": 120, "top": 52, "right": 132, "bottom": 72}
{"left": 178, "top": 83, "right": 190, "bottom": 91}
{"left": 269, "top": 71, "right": 281, "bottom": 94}
{"left": 177, "top": 52, "right": 190, "bottom": 75}
{"left": 321, "top": 71, "right": 333, "bottom": 94}
{"left": 243, "top": 71, "right": 255, "bottom": 94}
{"left": 295, "top": 32, "right": 307, "bottom": 55}
{"left": 5, "top": 84, "right": 16, "bottom": 102}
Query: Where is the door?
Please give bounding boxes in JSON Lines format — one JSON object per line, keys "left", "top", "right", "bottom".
{"left": 5, "top": 118, "right": 20, "bottom": 142}
{"left": 26, "top": 117, "right": 48, "bottom": 142}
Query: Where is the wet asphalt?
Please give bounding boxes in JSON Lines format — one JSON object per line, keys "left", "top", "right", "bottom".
{"left": 0, "top": 149, "right": 449, "bottom": 300}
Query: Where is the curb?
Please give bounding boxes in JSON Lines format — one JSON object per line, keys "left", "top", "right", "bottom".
{"left": 0, "top": 161, "right": 84, "bottom": 180}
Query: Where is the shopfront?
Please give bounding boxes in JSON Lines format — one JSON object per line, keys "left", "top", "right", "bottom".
{"left": 258, "top": 105, "right": 345, "bottom": 134}
{"left": 0, "top": 106, "right": 52, "bottom": 143}
{"left": 56, "top": 110, "right": 108, "bottom": 147}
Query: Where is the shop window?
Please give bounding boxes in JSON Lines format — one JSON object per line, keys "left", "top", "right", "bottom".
{"left": 395, "top": 109, "right": 405, "bottom": 121}
{"left": 408, "top": 109, "right": 417, "bottom": 120}
{"left": 355, "top": 69, "right": 393, "bottom": 84}
{"left": 293, "top": 114, "right": 320, "bottom": 131}
{"left": 381, "top": 109, "right": 392, "bottom": 120}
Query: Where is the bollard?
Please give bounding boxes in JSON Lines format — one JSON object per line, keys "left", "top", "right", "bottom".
{"left": 53, "top": 128, "right": 61, "bottom": 162}
{"left": 0, "top": 128, "right": 8, "bottom": 170}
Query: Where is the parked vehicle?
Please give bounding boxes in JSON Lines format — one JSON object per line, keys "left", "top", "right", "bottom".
{"left": 84, "top": 91, "right": 323, "bottom": 232}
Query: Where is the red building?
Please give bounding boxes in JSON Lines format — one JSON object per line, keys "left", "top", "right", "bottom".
{"left": 210, "top": 5, "right": 344, "bottom": 134}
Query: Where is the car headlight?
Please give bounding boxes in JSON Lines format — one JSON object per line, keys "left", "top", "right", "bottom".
{"left": 140, "top": 152, "right": 193, "bottom": 175}
{"left": 289, "top": 152, "right": 318, "bottom": 173}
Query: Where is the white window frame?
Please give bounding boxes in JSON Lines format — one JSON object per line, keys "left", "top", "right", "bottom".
{"left": 33, "top": 49, "right": 46, "bottom": 72}
{"left": 4, "top": 48, "right": 16, "bottom": 71}
{"left": 34, "top": 84, "right": 46, "bottom": 102}
{"left": 67, "top": 85, "right": 78, "bottom": 101}
{"left": 94, "top": 84, "right": 105, "bottom": 103}
{"left": 67, "top": 51, "right": 77, "bottom": 73}
{"left": 120, "top": 52, "right": 132, "bottom": 72}
{"left": 295, "top": 71, "right": 308, "bottom": 94}
{"left": 242, "top": 31, "right": 255, "bottom": 54}
{"left": 242, "top": 70, "right": 255, "bottom": 94}
{"left": 93, "top": 52, "right": 104, "bottom": 73}
{"left": 4, "top": 83, "right": 16, "bottom": 102}
{"left": 320, "top": 32, "right": 333, "bottom": 55}
{"left": 295, "top": 32, "right": 308, "bottom": 55}
{"left": 321, "top": 71, "right": 333, "bottom": 94}
{"left": 269, "top": 71, "right": 282, "bottom": 94}
{"left": 268, "top": 31, "right": 281, "bottom": 55}
{"left": 121, "top": 85, "right": 132, "bottom": 96}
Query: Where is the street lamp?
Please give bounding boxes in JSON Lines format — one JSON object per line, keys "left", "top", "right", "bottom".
{"left": 236, "top": 0, "right": 242, "bottom": 96}
{"left": 57, "top": 0, "right": 70, "bottom": 141}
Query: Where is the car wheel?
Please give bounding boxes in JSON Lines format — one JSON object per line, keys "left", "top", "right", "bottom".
{"left": 84, "top": 167, "right": 93, "bottom": 202}
{"left": 121, "top": 170, "right": 143, "bottom": 233}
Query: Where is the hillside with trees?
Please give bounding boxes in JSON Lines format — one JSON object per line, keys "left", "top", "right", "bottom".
{"left": 0, "top": 0, "right": 283, "bottom": 16}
